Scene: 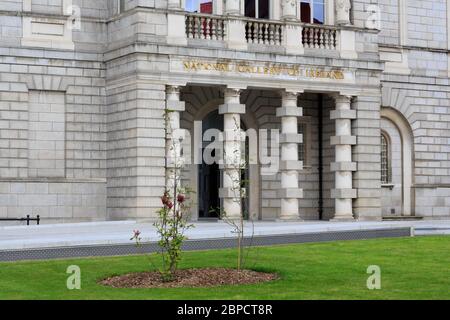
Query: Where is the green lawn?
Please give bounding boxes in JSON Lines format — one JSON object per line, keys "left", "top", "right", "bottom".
{"left": 0, "top": 236, "right": 449, "bottom": 300}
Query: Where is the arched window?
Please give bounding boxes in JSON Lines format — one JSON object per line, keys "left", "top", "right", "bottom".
{"left": 381, "top": 132, "right": 391, "bottom": 184}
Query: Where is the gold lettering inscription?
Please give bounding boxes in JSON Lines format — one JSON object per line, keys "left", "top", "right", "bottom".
{"left": 184, "top": 61, "right": 231, "bottom": 72}
{"left": 183, "top": 61, "right": 346, "bottom": 80}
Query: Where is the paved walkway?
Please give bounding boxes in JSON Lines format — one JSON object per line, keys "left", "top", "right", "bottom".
{"left": 0, "top": 220, "right": 449, "bottom": 251}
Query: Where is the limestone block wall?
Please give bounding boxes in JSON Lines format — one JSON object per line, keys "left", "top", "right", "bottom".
{"left": 352, "top": 0, "right": 385, "bottom": 30}
{"left": 0, "top": 0, "right": 22, "bottom": 11}
{"left": 106, "top": 10, "right": 168, "bottom": 52}
{"left": 377, "top": 0, "right": 400, "bottom": 45}
{"left": 407, "top": 0, "right": 447, "bottom": 50}
{"left": 246, "top": 90, "right": 282, "bottom": 220}
{"left": 298, "top": 94, "right": 320, "bottom": 220}
{"left": 0, "top": 0, "right": 109, "bottom": 17}
{"left": 408, "top": 50, "right": 448, "bottom": 78}
{"left": 73, "top": 0, "right": 110, "bottom": 19}
{"left": 415, "top": 187, "right": 450, "bottom": 219}
{"left": 29, "top": 0, "right": 64, "bottom": 15}
{"left": 377, "top": 0, "right": 450, "bottom": 219}
{"left": 28, "top": 90, "right": 66, "bottom": 178}
{"left": 352, "top": 94, "right": 382, "bottom": 221}
{"left": 106, "top": 0, "right": 168, "bottom": 16}
{"left": 0, "top": 14, "right": 22, "bottom": 47}
{"left": 376, "top": 0, "right": 449, "bottom": 49}
{"left": 321, "top": 96, "right": 335, "bottom": 220}
{"left": 105, "top": 74, "right": 166, "bottom": 220}
{"left": 0, "top": 181, "right": 106, "bottom": 223}
{"left": 0, "top": 51, "right": 107, "bottom": 222}
{"left": 382, "top": 74, "right": 450, "bottom": 219}
{"left": 3, "top": 0, "right": 450, "bottom": 223}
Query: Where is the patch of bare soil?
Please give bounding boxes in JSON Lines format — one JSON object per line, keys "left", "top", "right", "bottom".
{"left": 100, "top": 268, "right": 278, "bottom": 289}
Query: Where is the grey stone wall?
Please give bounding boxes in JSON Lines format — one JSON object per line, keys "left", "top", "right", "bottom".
{"left": 106, "top": 78, "right": 166, "bottom": 220}
{"left": 0, "top": 0, "right": 449, "bottom": 223}
{"left": 376, "top": 0, "right": 450, "bottom": 219}
{"left": 407, "top": 0, "right": 447, "bottom": 49}
{"left": 321, "top": 96, "right": 336, "bottom": 220}
{"left": 378, "top": 0, "right": 400, "bottom": 45}
{"left": 382, "top": 74, "right": 450, "bottom": 219}
{"left": 353, "top": 94, "right": 382, "bottom": 221}
{"left": 0, "top": 181, "right": 106, "bottom": 223}
{"left": 0, "top": 12, "right": 107, "bottom": 222}
{"left": 0, "top": 0, "right": 23, "bottom": 11}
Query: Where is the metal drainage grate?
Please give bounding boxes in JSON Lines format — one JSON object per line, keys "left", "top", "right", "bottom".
{"left": 0, "top": 227, "right": 412, "bottom": 262}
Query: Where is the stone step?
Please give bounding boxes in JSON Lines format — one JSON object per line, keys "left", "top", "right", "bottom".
{"left": 382, "top": 216, "right": 424, "bottom": 221}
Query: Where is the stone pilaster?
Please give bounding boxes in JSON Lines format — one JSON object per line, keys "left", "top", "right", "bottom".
{"left": 276, "top": 91, "right": 304, "bottom": 221}
{"left": 224, "top": 0, "right": 241, "bottom": 15}
{"left": 106, "top": 82, "right": 167, "bottom": 220}
{"left": 330, "top": 94, "right": 357, "bottom": 221}
{"left": 335, "top": 0, "right": 352, "bottom": 26}
{"left": 219, "top": 88, "right": 246, "bottom": 220}
{"left": 167, "top": 0, "right": 183, "bottom": 10}
{"left": 166, "top": 86, "right": 186, "bottom": 195}
{"left": 281, "top": 0, "right": 297, "bottom": 21}
{"left": 352, "top": 95, "right": 382, "bottom": 221}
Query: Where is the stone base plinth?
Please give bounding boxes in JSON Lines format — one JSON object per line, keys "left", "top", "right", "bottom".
{"left": 276, "top": 218, "right": 304, "bottom": 223}
{"left": 330, "top": 217, "right": 355, "bottom": 222}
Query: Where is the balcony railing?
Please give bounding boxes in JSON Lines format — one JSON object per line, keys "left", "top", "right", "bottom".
{"left": 184, "top": 13, "right": 341, "bottom": 53}
{"left": 245, "top": 19, "right": 283, "bottom": 46}
{"left": 186, "top": 14, "right": 226, "bottom": 41}
{"left": 302, "top": 25, "right": 338, "bottom": 50}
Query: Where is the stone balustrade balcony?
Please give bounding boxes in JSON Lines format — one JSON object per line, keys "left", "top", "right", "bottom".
{"left": 186, "top": 13, "right": 227, "bottom": 41}
{"left": 167, "top": 12, "right": 356, "bottom": 59}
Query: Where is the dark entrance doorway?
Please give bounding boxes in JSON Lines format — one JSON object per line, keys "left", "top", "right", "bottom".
{"left": 198, "top": 110, "right": 223, "bottom": 219}
{"left": 198, "top": 110, "right": 250, "bottom": 219}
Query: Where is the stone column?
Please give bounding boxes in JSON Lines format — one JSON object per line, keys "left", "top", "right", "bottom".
{"left": 166, "top": 86, "right": 186, "bottom": 195}
{"left": 330, "top": 94, "right": 357, "bottom": 221}
{"left": 276, "top": 91, "right": 304, "bottom": 221}
{"left": 219, "top": 88, "right": 246, "bottom": 220}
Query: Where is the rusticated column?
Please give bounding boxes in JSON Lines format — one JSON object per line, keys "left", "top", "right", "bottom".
{"left": 276, "top": 91, "right": 304, "bottom": 221}
{"left": 166, "top": 85, "right": 186, "bottom": 194}
{"left": 219, "top": 88, "right": 246, "bottom": 220}
{"left": 330, "top": 94, "right": 357, "bottom": 221}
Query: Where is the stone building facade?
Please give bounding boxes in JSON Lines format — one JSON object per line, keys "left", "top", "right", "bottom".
{"left": 0, "top": 0, "right": 449, "bottom": 223}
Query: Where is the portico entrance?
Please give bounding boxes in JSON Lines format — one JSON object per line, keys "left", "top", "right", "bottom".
{"left": 173, "top": 85, "right": 364, "bottom": 222}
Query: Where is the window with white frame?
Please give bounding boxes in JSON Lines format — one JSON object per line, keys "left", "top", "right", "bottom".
{"left": 299, "top": 0, "right": 325, "bottom": 24}
{"left": 381, "top": 132, "right": 391, "bottom": 184}
{"left": 185, "top": 0, "right": 214, "bottom": 14}
{"left": 244, "top": 0, "right": 270, "bottom": 19}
